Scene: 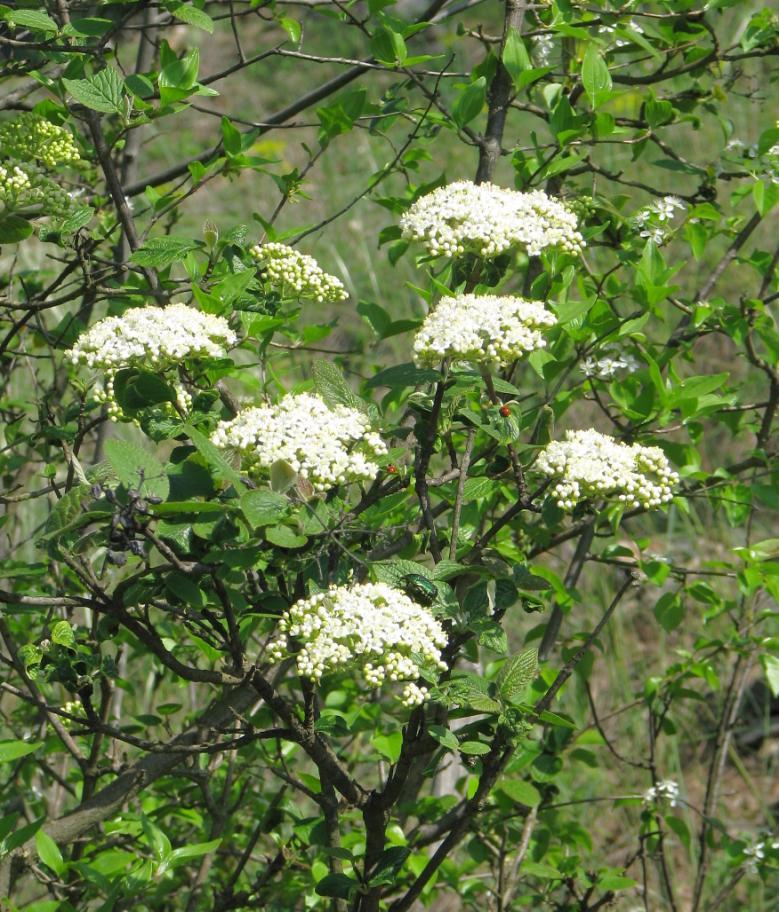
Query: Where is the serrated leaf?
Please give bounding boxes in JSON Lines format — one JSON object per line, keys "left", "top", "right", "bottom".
{"left": 312, "top": 359, "right": 366, "bottom": 412}
{"left": 105, "top": 439, "right": 170, "bottom": 500}
{"left": 240, "top": 489, "right": 289, "bottom": 529}
{"left": 169, "top": 2, "right": 214, "bottom": 33}
{"left": 185, "top": 425, "right": 246, "bottom": 493}
{"left": 496, "top": 648, "right": 538, "bottom": 699}
{"left": 63, "top": 68, "right": 125, "bottom": 114}
{"left": 51, "top": 621, "right": 75, "bottom": 649}
{"left": 130, "top": 236, "right": 201, "bottom": 269}
{"left": 3, "top": 9, "right": 58, "bottom": 32}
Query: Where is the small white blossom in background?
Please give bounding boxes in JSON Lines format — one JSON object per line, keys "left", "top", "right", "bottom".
{"left": 399, "top": 180, "right": 583, "bottom": 259}
{"left": 67, "top": 303, "right": 236, "bottom": 420}
{"left": 537, "top": 429, "right": 679, "bottom": 511}
{"left": 413, "top": 293, "right": 556, "bottom": 366}
{"left": 643, "top": 779, "right": 680, "bottom": 807}
{"left": 267, "top": 582, "right": 447, "bottom": 706}
{"left": 60, "top": 700, "right": 86, "bottom": 730}
{"left": 211, "top": 392, "right": 386, "bottom": 492}
{"left": 0, "top": 113, "right": 80, "bottom": 168}
{"left": 533, "top": 33, "right": 554, "bottom": 65}
{"left": 250, "top": 242, "right": 348, "bottom": 303}
{"left": 743, "top": 835, "right": 779, "bottom": 874}
{"left": 581, "top": 346, "right": 640, "bottom": 380}
{"left": 632, "top": 195, "right": 686, "bottom": 245}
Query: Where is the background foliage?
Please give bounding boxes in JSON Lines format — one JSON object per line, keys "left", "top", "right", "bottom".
{"left": 0, "top": 1, "right": 778, "bottom": 911}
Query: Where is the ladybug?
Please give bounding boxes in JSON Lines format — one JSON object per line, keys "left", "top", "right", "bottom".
{"left": 499, "top": 405, "right": 511, "bottom": 418}
{"left": 387, "top": 464, "right": 398, "bottom": 474}
{"left": 402, "top": 573, "right": 438, "bottom": 606}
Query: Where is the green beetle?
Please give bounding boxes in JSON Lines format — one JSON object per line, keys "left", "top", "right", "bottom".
{"left": 402, "top": 573, "right": 438, "bottom": 606}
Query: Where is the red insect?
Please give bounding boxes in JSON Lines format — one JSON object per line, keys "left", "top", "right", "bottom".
{"left": 499, "top": 405, "right": 511, "bottom": 418}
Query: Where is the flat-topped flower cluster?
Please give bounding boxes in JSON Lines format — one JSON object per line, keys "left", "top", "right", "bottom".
{"left": 0, "top": 113, "right": 80, "bottom": 169}
{"left": 211, "top": 393, "right": 386, "bottom": 492}
{"left": 67, "top": 303, "right": 236, "bottom": 371}
{"left": 414, "top": 293, "right": 556, "bottom": 366}
{"left": 267, "top": 582, "right": 447, "bottom": 706}
{"left": 250, "top": 242, "right": 347, "bottom": 303}
{"left": 400, "top": 180, "right": 583, "bottom": 258}
{"left": 537, "top": 429, "right": 678, "bottom": 511}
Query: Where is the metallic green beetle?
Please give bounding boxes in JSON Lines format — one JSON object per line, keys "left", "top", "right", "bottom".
{"left": 402, "top": 573, "right": 438, "bottom": 606}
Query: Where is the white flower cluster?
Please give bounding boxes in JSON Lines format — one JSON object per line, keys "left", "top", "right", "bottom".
{"left": 0, "top": 113, "right": 80, "bottom": 168}
{"left": 67, "top": 303, "right": 235, "bottom": 420}
{"left": 250, "top": 242, "right": 347, "bottom": 302}
{"left": 267, "top": 582, "right": 447, "bottom": 706}
{"left": 743, "top": 835, "right": 779, "bottom": 874}
{"left": 581, "top": 346, "right": 640, "bottom": 380}
{"left": 67, "top": 303, "right": 236, "bottom": 372}
{"left": 537, "top": 429, "right": 678, "bottom": 511}
{"left": 414, "top": 294, "right": 556, "bottom": 366}
{"left": 399, "top": 180, "right": 583, "bottom": 258}
{"left": 633, "top": 195, "right": 686, "bottom": 244}
{"left": 533, "top": 33, "right": 554, "bottom": 65}
{"left": 211, "top": 393, "right": 386, "bottom": 492}
{"left": 643, "top": 779, "right": 680, "bottom": 807}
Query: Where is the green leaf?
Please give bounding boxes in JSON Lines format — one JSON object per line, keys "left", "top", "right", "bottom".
{"left": 169, "top": 2, "right": 214, "bottom": 33}
{"left": 50, "top": 621, "right": 75, "bottom": 648}
{"left": 371, "top": 732, "right": 402, "bottom": 763}
{"left": 130, "top": 237, "right": 201, "bottom": 269}
{"left": 653, "top": 591, "right": 685, "bottom": 633}
{"left": 371, "top": 25, "right": 407, "bottom": 65}
{"left": 459, "top": 740, "right": 491, "bottom": 755}
{"left": 279, "top": 16, "right": 301, "bottom": 44}
{"left": 761, "top": 654, "right": 779, "bottom": 698}
{"left": 265, "top": 526, "right": 307, "bottom": 549}
{"left": 185, "top": 425, "right": 246, "bottom": 493}
{"left": 502, "top": 28, "right": 531, "bottom": 89}
{"left": 113, "top": 369, "right": 176, "bottom": 412}
{"left": 453, "top": 77, "right": 486, "bottom": 128}
{"left": 166, "top": 839, "right": 222, "bottom": 868}
{"left": 104, "top": 438, "right": 170, "bottom": 500}
{"left": 240, "top": 490, "right": 289, "bottom": 529}
{"left": 581, "top": 44, "right": 612, "bottom": 109}
{"left": 367, "top": 363, "right": 440, "bottom": 390}
{"left": 316, "top": 873, "right": 358, "bottom": 900}
{"left": 538, "top": 710, "right": 576, "bottom": 729}
{"left": 0, "top": 740, "right": 42, "bottom": 763}
{"left": 63, "top": 68, "right": 125, "bottom": 114}
{"left": 2, "top": 9, "right": 58, "bottom": 32}
{"left": 312, "top": 360, "right": 366, "bottom": 412}
{"left": 35, "top": 830, "right": 65, "bottom": 875}
{"left": 499, "top": 779, "right": 541, "bottom": 807}
{"left": 496, "top": 648, "right": 538, "bottom": 699}
{"left": 0, "top": 215, "right": 34, "bottom": 244}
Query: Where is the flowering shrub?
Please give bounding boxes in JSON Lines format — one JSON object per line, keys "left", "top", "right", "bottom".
{"left": 1, "top": 4, "right": 778, "bottom": 912}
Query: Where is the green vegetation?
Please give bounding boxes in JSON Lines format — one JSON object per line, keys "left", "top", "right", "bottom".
{"left": 0, "top": 2, "right": 778, "bottom": 911}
